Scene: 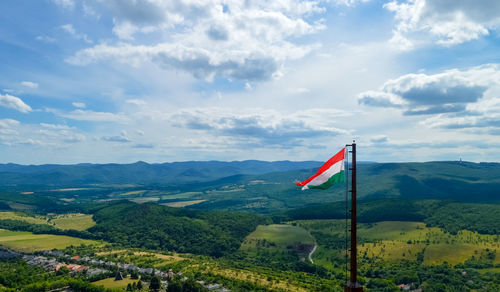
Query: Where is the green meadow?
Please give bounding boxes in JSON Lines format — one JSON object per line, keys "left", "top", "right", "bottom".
{"left": 240, "top": 224, "right": 316, "bottom": 261}
{"left": 0, "top": 229, "right": 100, "bottom": 252}
{"left": 92, "top": 277, "right": 138, "bottom": 289}
{"left": 0, "top": 211, "right": 96, "bottom": 231}
{"left": 50, "top": 213, "right": 96, "bottom": 230}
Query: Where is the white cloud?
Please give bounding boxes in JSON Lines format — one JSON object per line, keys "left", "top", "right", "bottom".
{"left": 385, "top": 0, "right": 500, "bottom": 49}
{"left": 68, "top": 0, "right": 326, "bottom": 81}
{"left": 126, "top": 99, "right": 146, "bottom": 106}
{"left": 0, "top": 94, "right": 32, "bottom": 113}
{"left": 358, "top": 64, "right": 500, "bottom": 115}
{"left": 72, "top": 102, "right": 86, "bottom": 108}
{"left": 51, "top": 0, "right": 75, "bottom": 10}
{"left": 35, "top": 35, "right": 56, "bottom": 43}
{"left": 101, "top": 131, "right": 131, "bottom": 143}
{"left": 60, "top": 24, "right": 93, "bottom": 44}
{"left": 59, "top": 109, "right": 129, "bottom": 123}
{"left": 0, "top": 119, "right": 20, "bottom": 135}
{"left": 20, "top": 81, "right": 38, "bottom": 89}
{"left": 40, "top": 123, "right": 74, "bottom": 130}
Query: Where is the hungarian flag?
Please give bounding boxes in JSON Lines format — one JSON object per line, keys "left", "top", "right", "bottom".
{"left": 296, "top": 148, "right": 346, "bottom": 190}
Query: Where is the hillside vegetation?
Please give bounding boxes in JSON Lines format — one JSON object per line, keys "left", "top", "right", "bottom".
{"left": 88, "top": 201, "right": 270, "bottom": 257}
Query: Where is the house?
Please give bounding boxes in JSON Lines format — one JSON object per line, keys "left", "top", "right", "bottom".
{"left": 206, "top": 283, "right": 221, "bottom": 290}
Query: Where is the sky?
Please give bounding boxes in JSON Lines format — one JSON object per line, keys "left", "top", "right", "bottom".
{"left": 1, "top": 0, "right": 500, "bottom": 164}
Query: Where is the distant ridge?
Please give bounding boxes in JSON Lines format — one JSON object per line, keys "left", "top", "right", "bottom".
{"left": 0, "top": 160, "right": 324, "bottom": 186}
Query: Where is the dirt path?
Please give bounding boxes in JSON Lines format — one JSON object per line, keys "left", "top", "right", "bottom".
{"left": 308, "top": 244, "right": 317, "bottom": 264}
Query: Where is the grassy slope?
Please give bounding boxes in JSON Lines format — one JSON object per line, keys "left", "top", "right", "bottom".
{"left": 296, "top": 220, "right": 500, "bottom": 268}
{"left": 241, "top": 224, "right": 315, "bottom": 249}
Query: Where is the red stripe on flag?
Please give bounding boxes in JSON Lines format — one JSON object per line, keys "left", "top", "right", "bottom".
{"left": 296, "top": 148, "right": 345, "bottom": 187}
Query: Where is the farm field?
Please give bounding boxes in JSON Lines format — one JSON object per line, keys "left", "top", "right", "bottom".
{"left": 92, "top": 277, "right": 138, "bottom": 289}
{"left": 0, "top": 211, "right": 96, "bottom": 231}
{"left": 162, "top": 200, "right": 206, "bottom": 207}
{"left": 160, "top": 192, "right": 202, "bottom": 200}
{"left": 120, "top": 190, "right": 147, "bottom": 196}
{"left": 0, "top": 229, "right": 100, "bottom": 252}
{"left": 0, "top": 211, "right": 47, "bottom": 225}
{"left": 50, "top": 213, "right": 96, "bottom": 230}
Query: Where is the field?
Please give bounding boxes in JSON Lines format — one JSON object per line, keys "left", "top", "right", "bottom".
{"left": 0, "top": 211, "right": 96, "bottom": 231}
{"left": 242, "top": 224, "right": 315, "bottom": 247}
{"left": 120, "top": 190, "right": 147, "bottom": 196}
{"left": 95, "top": 250, "right": 186, "bottom": 268}
{"left": 240, "top": 224, "right": 315, "bottom": 261}
{"left": 296, "top": 220, "right": 500, "bottom": 269}
{"left": 160, "top": 192, "right": 202, "bottom": 200}
{"left": 129, "top": 197, "right": 159, "bottom": 203}
{"left": 161, "top": 200, "right": 206, "bottom": 207}
{"left": 92, "top": 277, "right": 138, "bottom": 289}
{"left": 50, "top": 213, "right": 96, "bottom": 230}
{"left": 0, "top": 229, "right": 100, "bottom": 252}
{"left": 0, "top": 211, "right": 47, "bottom": 225}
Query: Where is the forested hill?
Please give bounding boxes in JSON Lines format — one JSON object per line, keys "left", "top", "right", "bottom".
{"left": 88, "top": 201, "right": 270, "bottom": 257}
{"left": 284, "top": 199, "right": 500, "bottom": 235}
{"left": 0, "top": 160, "right": 322, "bottom": 186}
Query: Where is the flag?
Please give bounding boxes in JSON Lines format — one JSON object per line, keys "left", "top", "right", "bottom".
{"left": 296, "top": 148, "right": 345, "bottom": 190}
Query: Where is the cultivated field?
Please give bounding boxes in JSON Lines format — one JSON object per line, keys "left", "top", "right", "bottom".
{"left": 0, "top": 211, "right": 96, "bottom": 231}
{"left": 92, "top": 277, "right": 138, "bottom": 289}
{"left": 161, "top": 200, "right": 206, "bottom": 207}
{"left": 0, "top": 229, "right": 100, "bottom": 252}
{"left": 50, "top": 213, "right": 96, "bottom": 230}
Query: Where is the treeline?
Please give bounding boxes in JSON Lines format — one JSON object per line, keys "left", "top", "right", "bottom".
{"left": 283, "top": 199, "right": 500, "bottom": 235}
{"left": 88, "top": 201, "right": 270, "bottom": 257}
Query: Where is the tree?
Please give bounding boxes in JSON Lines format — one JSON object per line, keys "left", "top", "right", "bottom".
{"left": 131, "top": 270, "right": 139, "bottom": 279}
{"left": 149, "top": 276, "right": 161, "bottom": 292}
{"left": 137, "top": 281, "right": 143, "bottom": 290}
{"left": 56, "top": 266, "right": 70, "bottom": 276}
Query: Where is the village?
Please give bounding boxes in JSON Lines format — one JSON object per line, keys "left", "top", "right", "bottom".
{"left": 0, "top": 247, "right": 229, "bottom": 291}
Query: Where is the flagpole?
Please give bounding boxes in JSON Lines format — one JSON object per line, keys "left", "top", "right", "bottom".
{"left": 345, "top": 141, "right": 363, "bottom": 292}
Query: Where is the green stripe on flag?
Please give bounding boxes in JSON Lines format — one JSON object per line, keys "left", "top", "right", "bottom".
{"left": 308, "top": 170, "right": 345, "bottom": 190}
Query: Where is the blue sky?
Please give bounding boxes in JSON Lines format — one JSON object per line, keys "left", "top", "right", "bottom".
{"left": 1, "top": 0, "right": 500, "bottom": 164}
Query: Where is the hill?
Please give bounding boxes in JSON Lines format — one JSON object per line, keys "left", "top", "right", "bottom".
{"left": 0, "top": 160, "right": 322, "bottom": 187}
{"left": 0, "top": 161, "right": 499, "bottom": 214}
{"left": 88, "top": 201, "right": 270, "bottom": 257}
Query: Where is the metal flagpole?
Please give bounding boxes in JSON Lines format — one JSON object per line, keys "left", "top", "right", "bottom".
{"left": 345, "top": 141, "right": 363, "bottom": 292}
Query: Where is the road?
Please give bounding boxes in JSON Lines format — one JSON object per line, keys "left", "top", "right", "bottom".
{"left": 308, "top": 244, "right": 317, "bottom": 264}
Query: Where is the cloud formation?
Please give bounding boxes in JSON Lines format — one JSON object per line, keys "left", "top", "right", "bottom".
{"left": 60, "top": 24, "right": 92, "bottom": 43}
{"left": 68, "top": 0, "right": 325, "bottom": 81}
{"left": 101, "top": 131, "right": 131, "bottom": 143}
{"left": 20, "top": 81, "right": 38, "bottom": 89}
{"left": 358, "top": 64, "right": 500, "bottom": 116}
{"left": 385, "top": 0, "right": 500, "bottom": 50}
{"left": 171, "top": 108, "right": 347, "bottom": 148}
{"left": 0, "top": 94, "right": 32, "bottom": 113}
